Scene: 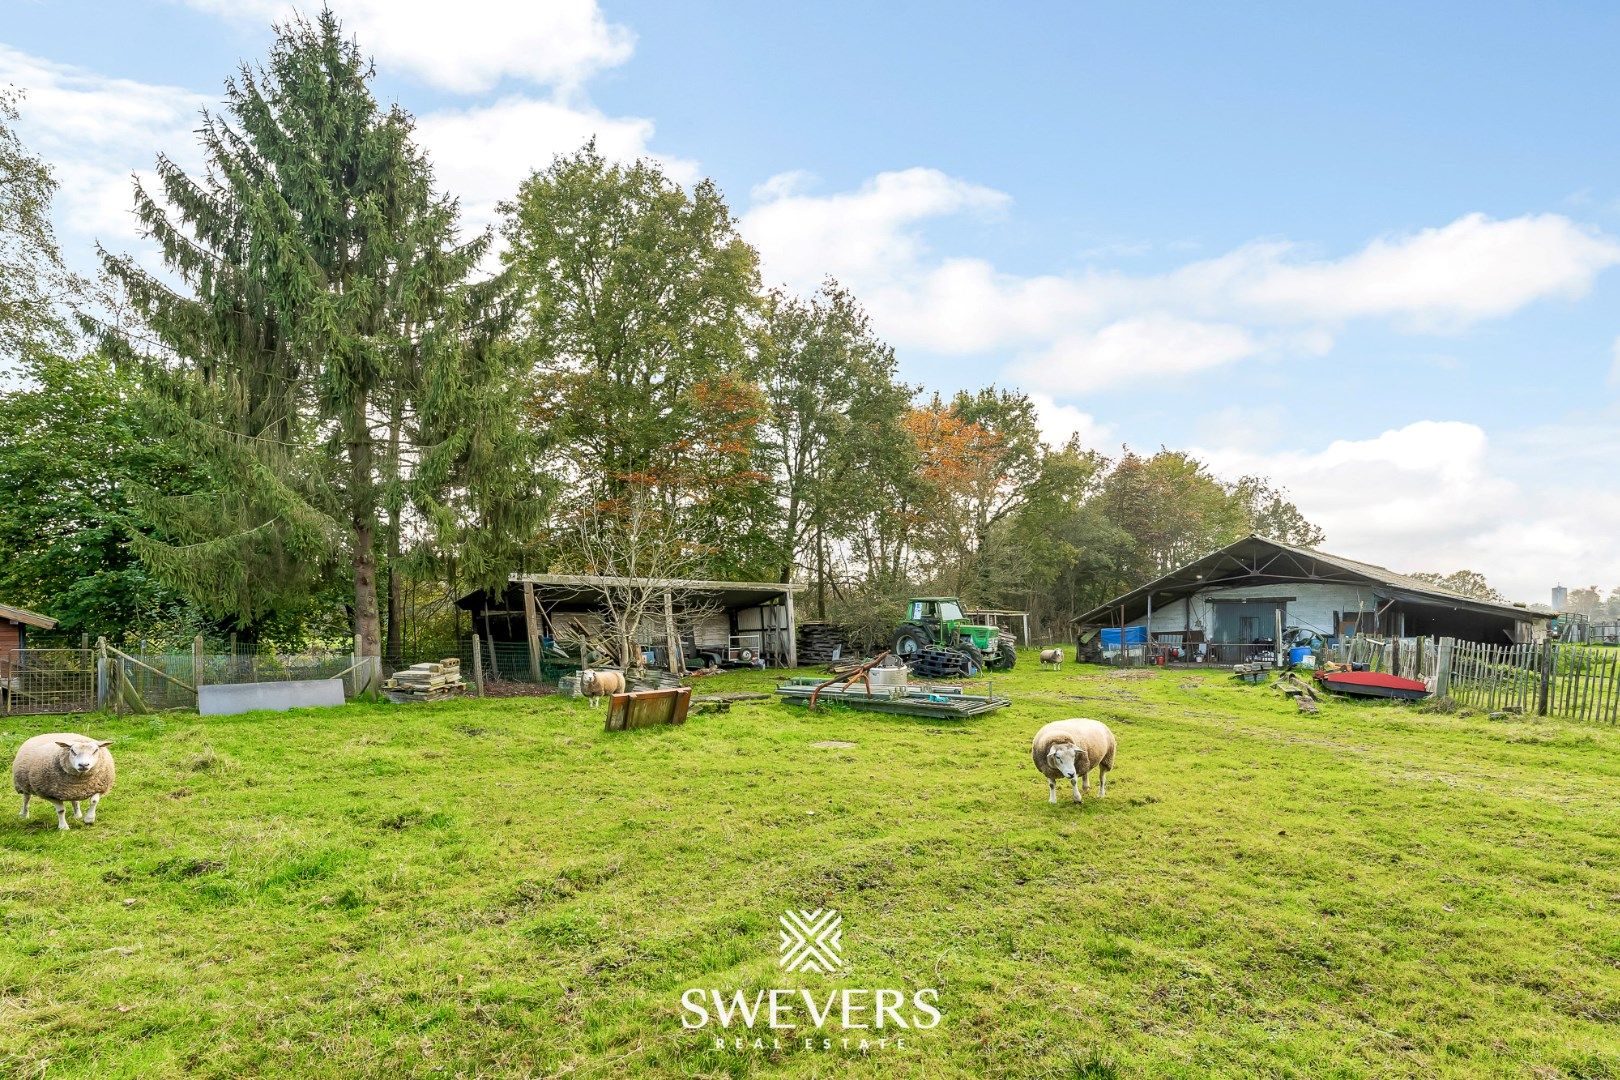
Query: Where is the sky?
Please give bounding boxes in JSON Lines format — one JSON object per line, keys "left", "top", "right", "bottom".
{"left": 4, "top": 0, "right": 1619, "bottom": 604}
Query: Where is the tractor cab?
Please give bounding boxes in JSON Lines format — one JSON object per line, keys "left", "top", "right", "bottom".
{"left": 891, "top": 596, "right": 1016, "bottom": 675}
{"left": 907, "top": 597, "right": 965, "bottom": 628}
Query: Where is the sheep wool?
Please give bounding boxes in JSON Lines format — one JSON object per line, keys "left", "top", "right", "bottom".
{"left": 1031, "top": 718, "right": 1115, "bottom": 805}
{"left": 12, "top": 733, "right": 116, "bottom": 830}
{"left": 580, "top": 669, "right": 626, "bottom": 706}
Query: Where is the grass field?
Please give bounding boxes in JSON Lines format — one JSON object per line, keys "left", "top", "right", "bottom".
{"left": 4, "top": 655, "right": 1620, "bottom": 1079}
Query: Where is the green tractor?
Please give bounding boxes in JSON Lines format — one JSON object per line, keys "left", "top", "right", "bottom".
{"left": 891, "top": 597, "right": 1017, "bottom": 678}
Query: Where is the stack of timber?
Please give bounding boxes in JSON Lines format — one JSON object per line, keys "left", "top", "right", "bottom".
{"left": 797, "top": 622, "right": 847, "bottom": 665}
{"left": 383, "top": 658, "right": 468, "bottom": 703}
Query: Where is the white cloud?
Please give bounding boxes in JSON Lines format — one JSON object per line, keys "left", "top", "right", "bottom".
{"left": 0, "top": 46, "right": 208, "bottom": 248}
{"left": 740, "top": 168, "right": 1620, "bottom": 413}
{"left": 1198, "top": 213, "right": 1620, "bottom": 328}
{"left": 1012, "top": 316, "right": 1261, "bottom": 394}
{"left": 1188, "top": 419, "right": 1620, "bottom": 603}
{"left": 1028, "top": 393, "right": 1115, "bottom": 450}
{"left": 743, "top": 168, "right": 1009, "bottom": 290}
{"left": 178, "top": 0, "right": 633, "bottom": 93}
{"left": 415, "top": 96, "right": 698, "bottom": 238}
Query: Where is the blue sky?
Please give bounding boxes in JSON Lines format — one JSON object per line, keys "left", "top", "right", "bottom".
{"left": 5, "top": 0, "right": 1619, "bottom": 601}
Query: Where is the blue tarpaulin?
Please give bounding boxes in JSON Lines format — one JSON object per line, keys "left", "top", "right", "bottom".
{"left": 1100, "top": 627, "right": 1148, "bottom": 646}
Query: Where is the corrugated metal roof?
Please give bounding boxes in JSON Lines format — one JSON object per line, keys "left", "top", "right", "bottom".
{"left": 1075, "top": 535, "right": 1545, "bottom": 626}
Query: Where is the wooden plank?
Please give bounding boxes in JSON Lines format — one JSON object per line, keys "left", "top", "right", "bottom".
{"left": 604, "top": 687, "right": 692, "bottom": 731}
{"left": 522, "top": 580, "right": 542, "bottom": 682}
{"left": 471, "top": 633, "right": 485, "bottom": 698}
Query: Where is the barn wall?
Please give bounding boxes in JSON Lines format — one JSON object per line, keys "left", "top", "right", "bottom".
{"left": 1127, "top": 582, "right": 1384, "bottom": 640}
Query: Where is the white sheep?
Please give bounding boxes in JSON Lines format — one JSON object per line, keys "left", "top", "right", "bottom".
{"left": 12, "top": 733, "right": 116, "bottom": 831}
{"left": 1040, "top": 648, "right": 1064, "bottom": 669}
{"left": 1031, "top": 718, "right": 1115, "bottom": 805}
{"left": 579, "top": 669, "right": 626, "bottom": 707}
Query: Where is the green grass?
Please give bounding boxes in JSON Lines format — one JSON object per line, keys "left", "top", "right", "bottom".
{"left": 4, "top": 655, "right": 1620, "bottom": 1078}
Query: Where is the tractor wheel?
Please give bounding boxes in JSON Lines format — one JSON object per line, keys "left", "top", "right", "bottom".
{"left": 891, "top": 625, "right": 930, "bottom": 659}
{"left": 989, "top": 639, "right": 1017, "bottom": 671}
{"left": 910, "top": 646, "right": 969, "bottom": 679}
{"left": 954, "top": 641, "right": 985, "bottom": 676}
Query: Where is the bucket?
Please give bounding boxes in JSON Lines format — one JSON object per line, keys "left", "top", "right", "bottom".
{"left": 1288, "top": 646, "right": 1312, "bottom": 667}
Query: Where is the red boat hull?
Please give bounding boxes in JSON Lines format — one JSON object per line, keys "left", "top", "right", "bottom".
{"left": 1313, "top": 669, "right": 1430, "bottom": 700}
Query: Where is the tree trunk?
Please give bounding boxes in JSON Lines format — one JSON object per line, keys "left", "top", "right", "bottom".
{"left": 384, "top": 510, "right": 403, "bottom": 667}
{"left": 353, "top": 520, "right": 382, "bottom": 692}
{"left": 815, "top": 521, "right": 827, "bottom": 619}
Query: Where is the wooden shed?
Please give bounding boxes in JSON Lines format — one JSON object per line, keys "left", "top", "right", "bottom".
{"left": 0, "top": 602, "right": 57, "bottom": 659}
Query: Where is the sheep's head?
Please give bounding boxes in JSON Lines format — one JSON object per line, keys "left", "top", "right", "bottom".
{"left": 580, "top": 670, "right": 598, "bottom": 692}
{"left": 1046, "top": 742, "right": 1086, "bottom": 779}
{"left": 55, "top": 739, "right": 111, "bottom": 775}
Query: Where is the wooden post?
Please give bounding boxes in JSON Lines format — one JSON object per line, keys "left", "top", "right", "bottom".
{"left": 96, "top": 636, "right": 109, "bottom": 710}
{"left": 486, "top": 628, "right": 499, "bottom": 682}
{"left": 1436, "top": 637, "right": 1453, "bottom": 699}
{"left": 784, "top": 588, "right": 798, "bottom": 668}
{"left": 663, "top": 589, "right": 682, "bottom": 675}
{"left": 471, "top": 632, "right": 485, "bottom": 698}
{"left": 522, "top": 580, "right": 542, "bottom": 682}
{"left": 193, "top": 634, "right": 205, "bottom": 697}
{"left": 1537, "top": 639, "right": 1553, "bottom": 717}
{"left": 1273, "top": 607, "right": 1284, "bottom": 669}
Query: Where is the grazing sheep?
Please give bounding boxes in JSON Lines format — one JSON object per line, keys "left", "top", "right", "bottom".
{"left": 1031, "top": 718, "right": 1114, "bottom": 805}
{"left": 12, "top": 733, "right": 116, "bottom": 831}
{"left": 579, "top": 669, "right": 626, "bottom": 707}
{"left": 1039, "top": 648, "right": 1064, "bottom": 669}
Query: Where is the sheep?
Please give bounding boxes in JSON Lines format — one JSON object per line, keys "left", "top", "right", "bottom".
{"left": 12, "top": 733, "right": 116, "bottom": 831}
{"left": 1031, "top": 718, "right": 1114, "bottom": 805}
{"left": 579, "top": 669, "right": 626, "bottom": 707}
{"left": 1039, "top": 648, "right": 1064, "bottom": 669}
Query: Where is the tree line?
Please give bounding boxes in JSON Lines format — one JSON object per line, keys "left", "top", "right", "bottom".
{"left": 0, "top": 14, "right": 1330, "bottom": 668}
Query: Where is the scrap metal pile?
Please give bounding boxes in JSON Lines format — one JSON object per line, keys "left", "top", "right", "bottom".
{"left": 776, "top": 652, "right": 1009, "bottom": 719}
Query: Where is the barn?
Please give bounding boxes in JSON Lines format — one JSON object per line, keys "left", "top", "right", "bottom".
{"left": 1075, "top": 536, "right": 1547, "bottom": 664}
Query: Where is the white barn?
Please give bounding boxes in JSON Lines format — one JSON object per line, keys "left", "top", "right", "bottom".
{"left": 1076, "top": 536, "right": 1547, "bottom": 661}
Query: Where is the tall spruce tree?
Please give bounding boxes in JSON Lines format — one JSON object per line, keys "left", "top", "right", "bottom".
{"left": 98, "top": 13, "right": 536, "bottom": 680}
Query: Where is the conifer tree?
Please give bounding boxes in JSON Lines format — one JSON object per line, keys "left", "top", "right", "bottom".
{"left": 98, "top": 13, "right": 537, "bottom": 681}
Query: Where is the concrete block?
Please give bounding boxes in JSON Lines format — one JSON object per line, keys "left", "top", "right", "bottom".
{"left": 199, "top": 679, "right": 346, "bottom": 716}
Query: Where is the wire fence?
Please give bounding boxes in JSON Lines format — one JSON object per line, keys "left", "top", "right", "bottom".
{"left": 2, "top": 637, "right": 506, "bottom": 717}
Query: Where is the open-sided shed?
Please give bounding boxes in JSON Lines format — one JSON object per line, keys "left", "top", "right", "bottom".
{"left": 1075, "top": 536, "right": 1547, "bottom": 660}
{"left": 457, "top": 574, "right": 804, "bottom": 676}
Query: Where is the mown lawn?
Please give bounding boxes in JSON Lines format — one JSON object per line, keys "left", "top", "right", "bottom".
{"left": 3, "top": 655, "right": 1620, "bottom": 1079}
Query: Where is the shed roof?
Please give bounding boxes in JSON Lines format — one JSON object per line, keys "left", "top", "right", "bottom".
{"left": 0, "top": 603, "right": 57, "bottom": 630}
{"left": 459, "top": 573, "right": 803, "bottom": 612}
{"left": 1075, "top": 536, "right": 1546, "bottom": 626}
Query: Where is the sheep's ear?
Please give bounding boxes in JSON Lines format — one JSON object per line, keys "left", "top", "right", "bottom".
{"left": 96, "top": 740, "right": 114, "bottom": 749}
{"left": 55, "top": 741, "right": 74, "bottom": 749}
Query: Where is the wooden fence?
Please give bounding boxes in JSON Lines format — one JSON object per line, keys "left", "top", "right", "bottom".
{"left": 1444, "top": 639, "right": 1620, "bottom": 722}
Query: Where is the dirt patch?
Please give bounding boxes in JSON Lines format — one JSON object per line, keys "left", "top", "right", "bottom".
{"left": 810, "top": 740, "right": 857, "bottom": 750}
{"left": 481, "top": 680, "right": 557, "bottom": 698}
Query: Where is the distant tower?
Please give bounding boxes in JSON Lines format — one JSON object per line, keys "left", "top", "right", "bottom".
{"left": 1552, "top": 584, "right": 1568, "bottom": 611}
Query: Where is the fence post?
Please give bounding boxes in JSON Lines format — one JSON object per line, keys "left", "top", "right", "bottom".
{"left": 96, "top": 637, "right": 109, "bottom": 710}
{"left": 471, "top": 633, "right": 485, "bottom": 698}
{"left": 1537, "top": 639, "right": 1553, "bottom": 717}
{"left": 192, "top": 635, "right": 204, "bottom": 699}
{"left": 1436, "top": 637, "right": 1453, "bottom": 699}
